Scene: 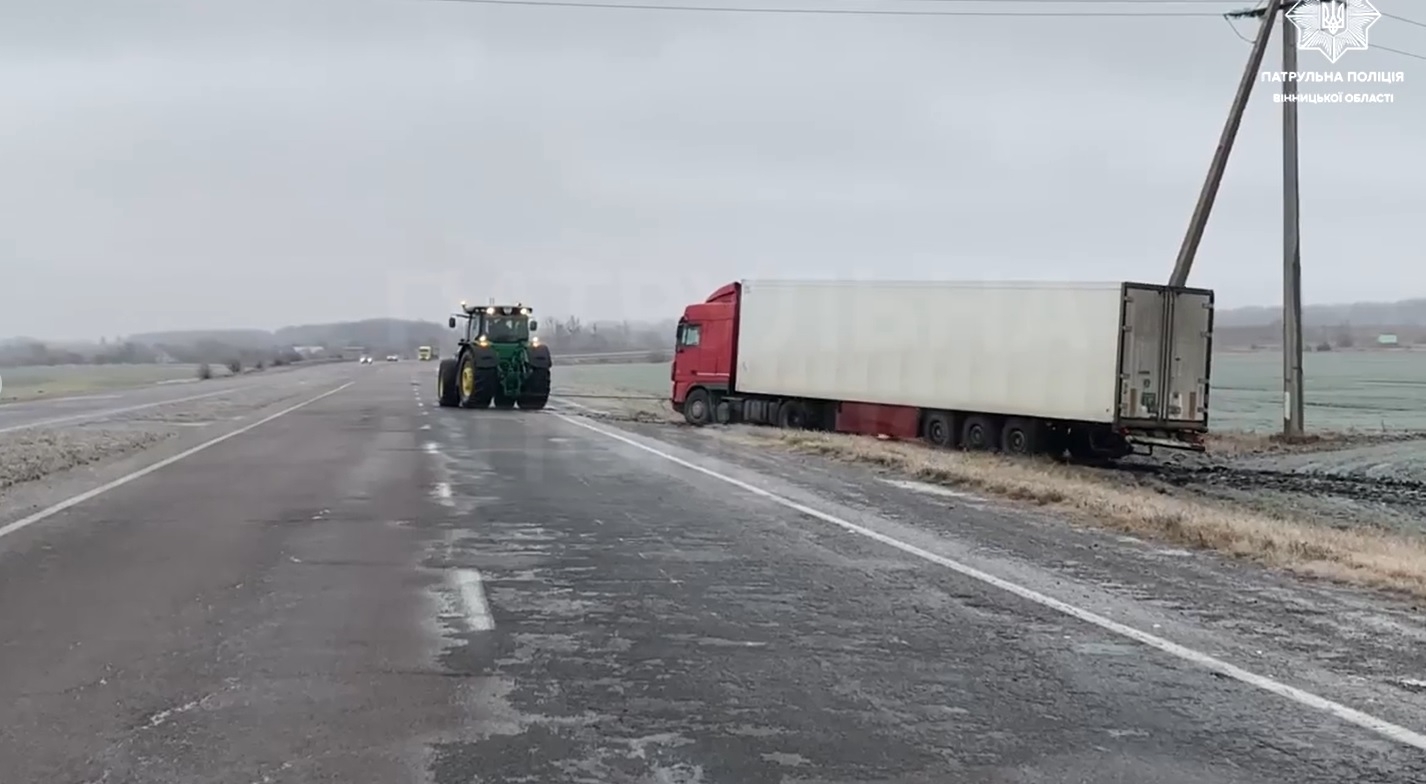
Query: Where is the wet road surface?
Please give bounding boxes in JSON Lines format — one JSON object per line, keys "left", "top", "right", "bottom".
{"left": 1, "top": 365, "right": 1423, "bottom": 782}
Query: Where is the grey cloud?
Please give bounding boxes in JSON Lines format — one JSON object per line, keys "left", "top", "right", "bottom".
{"left": 1, "top": 1, "right": 1422, "bottom": 340}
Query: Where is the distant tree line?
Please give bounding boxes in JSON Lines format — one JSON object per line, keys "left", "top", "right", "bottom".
{"left": 0, "top": 315, "right": 678, "bottom": 369}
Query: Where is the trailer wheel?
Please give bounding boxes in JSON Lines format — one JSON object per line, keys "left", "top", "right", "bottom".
{"left": 923, "top": 411, "right": 954, "bottom": 449}
{"left": 776, "top": 401, "right": 808, "bottom": 430}
{"left": 961, "top": 415, "right": 995, "bottom": 451}
{"left": 684, "top": 388, "right": 713, "bottom": 426}
{"left": 1001, "top": 418, "right": 1040, "bottom": 456}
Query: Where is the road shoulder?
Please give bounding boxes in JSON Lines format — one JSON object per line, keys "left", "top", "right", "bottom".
{"left": 573, "top": 414, "right": 1426, "bottom": 740}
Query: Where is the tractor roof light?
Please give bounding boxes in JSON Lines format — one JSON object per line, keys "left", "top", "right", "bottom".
{"left": 486, "top": 306, "right": 496, "bottom": 315}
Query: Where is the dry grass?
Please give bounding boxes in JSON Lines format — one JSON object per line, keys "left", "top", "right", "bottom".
{"left": 1205, "top": 428, "right": 1426, "bottom": 457}
{"left": 723, "top": 427, "right": 1426, "bottom": 599}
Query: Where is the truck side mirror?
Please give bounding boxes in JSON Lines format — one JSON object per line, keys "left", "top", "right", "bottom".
{"left": 529, "top": 319, "right": 538, "bottom": 332}
{"left": 448, "top": 317, "right": 456, "bottom": 329}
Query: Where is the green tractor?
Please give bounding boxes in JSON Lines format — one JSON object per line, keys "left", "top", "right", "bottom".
{"left": 436, "top": 301, "right": 551, "bottom": 410}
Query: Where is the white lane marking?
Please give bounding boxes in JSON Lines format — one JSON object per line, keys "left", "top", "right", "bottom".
{"left": 422, "top": 442, "right": 439, "bottom": 454}
{"left": 0, "top": 387, "right": 238, "bottom": 435}
{"left": 551, "top": 413, "right": 1426, "bottom": 752}
{"left": 432, "top": 482, "right": 453, "bottom": 505}
{"left": 420, "top": 424, "right": 431, "bottom": 430}
{"left": 45, "top": 393, "right": 124, "bottom": 402}
{"left": 452, "top": 569, "right": 495, "bottom": 631}
{"left": 554, "top": 398, "right": 601, "bottom": 413}
{"left": 0, "top": 383, "right": 354, "bottom": 541}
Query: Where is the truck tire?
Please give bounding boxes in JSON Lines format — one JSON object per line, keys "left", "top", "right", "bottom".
{"left": 437, "top": 359, "right": 460, "bottom": 408}
{"left": 776, "top": 400, "right": 808, "bottom": 430}
{"left": 961, "top": 415, "right": 996, "bottom": 451}
{"left": 1001, "top": 418, "right": 1040, "bottom": 456}
{"left": 922, "top": 411, "right": 954, "bottom": 449}
{"left": 714, "top": 400, "right": 733, "bottom": 425}
{"left": 518, "top": 366, "right": 550, "bottom": 410}
{"left": 683, "top": 388, "right": 712, "bottom": 426}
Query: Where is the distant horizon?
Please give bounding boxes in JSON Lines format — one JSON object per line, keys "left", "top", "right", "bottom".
{"left": 7, "top": 293, "right": 1426, "bottom": 345}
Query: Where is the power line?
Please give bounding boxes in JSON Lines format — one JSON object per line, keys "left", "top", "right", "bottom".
{"left": 428, "top": 0, "right": 1229, "bottom": 16}
{"left": 1383, "top": 12, "right": 1426, "bottom": 30}
{"left": 1375, "top": 43, "right": 1426, "bottom": 61}
{"left": 1224, "top": 3, "right": 1426, "bottom": 61}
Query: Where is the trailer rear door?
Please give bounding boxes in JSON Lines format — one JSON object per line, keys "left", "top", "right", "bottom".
{"left": 1117, "top": 283, "right": 1214, "bottom": 428}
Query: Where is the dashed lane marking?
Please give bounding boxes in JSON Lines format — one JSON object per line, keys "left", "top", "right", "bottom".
{"left": 551, "top": 412, "right": 1426, "bottom": 752}
{"left": 452, "top": 569, "right": 495, "bottom": 631}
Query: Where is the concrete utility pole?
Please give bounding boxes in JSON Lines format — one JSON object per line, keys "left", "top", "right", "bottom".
{"left": 1281, "top": 9, "right": 1305, "bottom": 438}
{"left": 1167, "top": 0, "right": 1282, "bottom": 288}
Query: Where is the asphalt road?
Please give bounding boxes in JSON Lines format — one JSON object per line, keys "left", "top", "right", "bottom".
{"left": 1, "top": 364, "right": 1424, "bottom": 783}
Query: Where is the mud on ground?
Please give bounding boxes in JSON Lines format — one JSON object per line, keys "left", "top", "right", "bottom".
{"left": 1111, "top": 431, "right": 1426, "bottom": 537}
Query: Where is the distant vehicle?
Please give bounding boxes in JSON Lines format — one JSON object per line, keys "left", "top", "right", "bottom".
{"left": 417, "top": 346, "right": 433, "bottom": 361}
{"left": 436, "top": 302, "right": 550, "bottom": 410}
{"left": 386, "top": 354, "right": 399, "bottom": 362}
{"left": 359, "top": 356, "right": 373, "bottom": 364}
{"left": 669, "top": 279, "right": 1214, "bottom": 461}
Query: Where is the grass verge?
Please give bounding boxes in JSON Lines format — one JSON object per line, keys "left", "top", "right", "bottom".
{"left": 724, "top": 427, "right": 1426, "bottom": 600}
{"left": 1205, "top": 428, "right": 1426, "bottom": 457}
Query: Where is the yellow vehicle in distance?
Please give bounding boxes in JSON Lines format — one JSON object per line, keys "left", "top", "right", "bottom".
{"left": 417, "top": 346, "right": 433, "bottom": 361}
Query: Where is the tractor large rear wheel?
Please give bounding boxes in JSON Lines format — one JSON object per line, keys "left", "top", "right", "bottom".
{"left": 518, "top": 366, "right": 550, "bottom": 410}
{"left": 437, "top": 359, "right": 460, "bottom": 408}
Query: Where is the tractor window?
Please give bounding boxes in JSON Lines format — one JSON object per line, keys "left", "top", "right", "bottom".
{"left": 678, "top": 323, "right": 701, "bottom": 347}
{"left": 483, "top": 316, "right": 530, "bottom": 342}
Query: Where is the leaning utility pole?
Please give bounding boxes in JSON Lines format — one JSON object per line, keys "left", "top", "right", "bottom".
{"left": 1167, "top": 0, "right": 1282, "bottom": 288}
{"left": 1171, "top": 0, "right": 1307, "bottom": 438}
{"left": 1280, "top": 9, "right": 1305, "bottom": 438}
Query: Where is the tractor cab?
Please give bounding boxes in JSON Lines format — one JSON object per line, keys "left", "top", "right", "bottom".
{"left": 448, "top": 303, "right": 540, "bottom": 353}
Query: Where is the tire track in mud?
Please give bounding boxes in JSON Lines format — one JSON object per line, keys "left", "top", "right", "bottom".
{"left": 1108, "top": 458, "right": 1426, "bottom": 534}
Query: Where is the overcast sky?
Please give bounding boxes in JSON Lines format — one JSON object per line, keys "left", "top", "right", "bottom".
{"left": 1, "top": 0, "right": 1421, "bottom": 339}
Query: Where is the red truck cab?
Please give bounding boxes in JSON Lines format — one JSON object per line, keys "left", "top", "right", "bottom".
{"left": 671, "top": 282, "right": 740, "bottom": 423}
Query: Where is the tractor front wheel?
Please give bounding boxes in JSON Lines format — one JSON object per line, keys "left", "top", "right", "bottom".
{"left": 437, "top": 359, "right": 460, "bottom": 408}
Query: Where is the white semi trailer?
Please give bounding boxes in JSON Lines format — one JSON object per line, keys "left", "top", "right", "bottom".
{"left": 670, "top": 279, "right": 1214, "bottom": 460}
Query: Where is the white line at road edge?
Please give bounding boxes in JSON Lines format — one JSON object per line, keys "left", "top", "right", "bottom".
{"left": 0, "top": 383, "right": 354, "bottom": 541}
{"left": 551, "top": 412, "right": 1426, "bottom": 752}
{"left": 0, "top": 387, "right": 237, "bottom": 435}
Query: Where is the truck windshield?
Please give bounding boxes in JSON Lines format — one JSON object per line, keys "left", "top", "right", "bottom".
{"left": 483, "top": 316, "right": 530, "bottom": 342}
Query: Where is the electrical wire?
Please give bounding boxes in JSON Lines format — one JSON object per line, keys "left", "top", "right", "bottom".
{"left": 428, "top": 0, "right": 1426, "bottom": 58}
{"left": 427, "top": 0, "right": 1229, "bottom": 16}
{"left": 1218, "top": 3, "right": 1426, "bottom": 61}
{"left": 1383, "top": 12, "right": 1426, "bottom": 30}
